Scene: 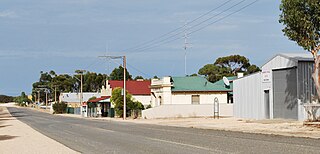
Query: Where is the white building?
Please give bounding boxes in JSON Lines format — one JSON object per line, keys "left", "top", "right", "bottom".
{"left": 234, "top": 53, "right": 318, "bottom": 121}
{"left": 142, "top": 76, "right": 235, "bottom": 119}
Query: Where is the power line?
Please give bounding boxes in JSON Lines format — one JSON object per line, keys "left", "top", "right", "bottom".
{"left": 122, "top": 0, "right": 234, "bottom": 52}
{"left": 126, "top": 62, "right": 152, "bottom": 78}
{"left": 189, "top": 0, "right": 259, "bottom": 35}
{"left": 125, "top": 0, "right": 251, "bottom": 54}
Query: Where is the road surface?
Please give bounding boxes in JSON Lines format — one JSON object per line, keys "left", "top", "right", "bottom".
{"left": 7, "top": 107, "right": 320, "bottom": 154}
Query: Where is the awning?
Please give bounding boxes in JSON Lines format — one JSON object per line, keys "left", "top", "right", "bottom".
{"left": 87, "top": 96, "right": 111, "bottom": 103}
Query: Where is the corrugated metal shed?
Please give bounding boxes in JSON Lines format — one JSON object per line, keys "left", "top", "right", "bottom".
{"left": 234, "top": 53, "right": 316, "bottom": 121}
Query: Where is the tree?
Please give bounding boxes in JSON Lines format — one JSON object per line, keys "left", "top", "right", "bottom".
{"left": 110, "top": 87, "right": 133, "bottom": 117}
{"left": 52, "top": 102, "right": 67, "bottom": 114}
{"left": 279, "top": 0, "right": 320, "bottom": 98}
{"left": 109, "top": 66, "right": 132, "bottom": 80}
{"left": 14, "top": 92, "right": 31, "bottom": 106}
{"left": 198, "top": 55, "right": 260, "bottom": 82}
{"left": 0, "top": 95, "right": 14, "bottom": 103}
{"left": 32, "top": 70, "right": 108, "bottom": 103}
{"left": 187, "top": 73, "right": 198, "bottom": 77}
{"left": 134, "top": 76, "right": 144, "bottom": 80}
{"left": 110, "top": 87, "right": 143, "bottom": 118}
{"left": 214, "top": 55, "right": 250, "bottom": 74}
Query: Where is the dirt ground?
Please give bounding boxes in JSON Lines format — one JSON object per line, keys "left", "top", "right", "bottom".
{"left": 0, "top": 105, "right": 79, "bottom": 154}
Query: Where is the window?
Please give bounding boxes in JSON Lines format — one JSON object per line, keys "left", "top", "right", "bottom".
{"left": 191, "top": 95, "right": 200, "bottom": 104}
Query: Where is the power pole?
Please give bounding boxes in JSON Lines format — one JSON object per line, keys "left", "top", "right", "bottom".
{"left": 45, "top": 89, "right": 48, "bottom": 110}
{"left": 76, "top": 70, "right": 85, "bottom": 117}
{"left": 123, "top": 56, "right": 126, "bottom": 120}
{"left": 37, "top": 87, "right": 49, "bottom": 110}
{"left": 99, "top": 55, "right": 127, "bottom": 120}
{"left": 54, "top": 85, "right": 57, "bottom": 104}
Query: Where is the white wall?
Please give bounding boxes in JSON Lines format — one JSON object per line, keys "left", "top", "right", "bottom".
{"left": 171, "top": 92, "right": 228, "bottom": 105}
{"left": 262, "top": 55, "right": 297, "bottom": 70}
{"left": 132, "top": 95, "right": 151, "bottom": 107}
{"left": 142, "top": 104, "right": 233, "bottom": 119}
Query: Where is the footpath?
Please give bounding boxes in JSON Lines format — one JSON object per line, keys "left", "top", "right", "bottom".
{"left": 60, "top": 113, "right": 320, "bottom": 139}
{"left": 0, "top": 103, "right": 78, "bottom": 154}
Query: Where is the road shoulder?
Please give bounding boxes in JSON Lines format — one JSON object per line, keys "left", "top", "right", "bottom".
{"left": 0, "top": 106, "right": 79, "bottom": 154}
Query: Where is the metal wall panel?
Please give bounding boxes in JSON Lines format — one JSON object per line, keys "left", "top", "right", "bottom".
{"left": 273, "top": 68, "right": 298, "bottom": 119}
{"left": 233, "top": 72, "right": 265, "bottom": 119}
{"left": 297, "top": 62, "right": 316, "bottom": 103}
{"left": 262, "top": 55, "right": 297, "bottom": 71}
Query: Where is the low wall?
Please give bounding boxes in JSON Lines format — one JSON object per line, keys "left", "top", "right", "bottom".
{"left": 142, "top": 104, "right": 233, "bottom": 119}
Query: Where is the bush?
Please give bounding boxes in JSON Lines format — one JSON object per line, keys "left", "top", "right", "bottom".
{"left": 145, "top": 104, "right": 152, "bottom": 109}
{"left": 53, "top": 102, "right": 67, "bottom": 114}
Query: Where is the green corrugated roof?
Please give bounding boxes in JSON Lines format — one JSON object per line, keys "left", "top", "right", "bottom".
{"left": 211, "top": 76, "right": 237, "bottom": 91}
{"left": 171, "top": 76, "right": 235, "bottom": 92}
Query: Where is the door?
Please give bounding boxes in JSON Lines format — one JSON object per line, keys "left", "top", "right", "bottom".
{"left": 264, "top": 90, "right": 270, "bottom": 119}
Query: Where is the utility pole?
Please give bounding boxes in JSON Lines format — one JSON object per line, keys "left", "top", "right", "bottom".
{"left": 54, "top": 85, "right": 57, "bottom": 104}
{"left": 45, "top": 89, "right": 48, "bottom": 110}
{"left": 123, "top": 56, "right": 126, "bottom": 120}
{"left": 76, "top": 70, "right": 85, "bottom": 117}
{"left": 37, "top": 87, "right": 49, "bottom": 110}
{"left": 99, "top": 55, "right": 127, "bottom": 120}
{"left": 183, "top": 21, "right": 191, "bottom": 76}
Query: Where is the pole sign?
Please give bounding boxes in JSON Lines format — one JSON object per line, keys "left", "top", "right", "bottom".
{"left": 262, "top": 70, "right": 271, "bottom": 83}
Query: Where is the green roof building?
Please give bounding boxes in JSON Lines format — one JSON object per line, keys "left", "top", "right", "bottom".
{"left": 144, "top": 76, "right": 235, "bottom": 119}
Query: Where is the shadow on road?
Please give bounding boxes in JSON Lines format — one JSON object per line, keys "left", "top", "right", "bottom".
{"left": 0, "top": 125, "right": 12, "bottom": 128}
{"left": 0, "top": 135, "right": 18, "bottom": 141}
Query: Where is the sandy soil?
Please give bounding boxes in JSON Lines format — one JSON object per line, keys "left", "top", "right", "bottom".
{"left": 0, "top": 104, "right": 79, "bottom": 154}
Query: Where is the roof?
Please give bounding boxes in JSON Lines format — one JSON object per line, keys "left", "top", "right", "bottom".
{"left": 211, "top": 76, "right": 237, "bottom": 91}
{"left": 171, "top": 76, "right": 234, "bottom": 92}
{"left": 60, "top": 93, "right": 101, "bottom": 103}
{"left": 87, "top": 96, "right": 110, "bottom": 103}
{"left": 279, "top": 53, "right": 313, "bottom": 61}
{"left": 108, "top": 80, "right": 151, "bottom": 95}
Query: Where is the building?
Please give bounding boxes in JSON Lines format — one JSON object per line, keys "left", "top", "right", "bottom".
{"left": 103, "top": 80, "right": 151, "bottom": 107}
{"left": 82, "top": 80, "right": 151, "bottom": 117}
{"left": 142, "top": 76, "right": 235, "bottom": 119}
{"left": 59, "top": 92, "right": 101, "bottom": 114}
{"left": 233, "top": 53, "right": 317, "bottom": 121}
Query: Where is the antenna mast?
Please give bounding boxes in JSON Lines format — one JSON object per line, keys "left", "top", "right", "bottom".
{"left": 183, "top": 21, "right": 191, "bottom": 76}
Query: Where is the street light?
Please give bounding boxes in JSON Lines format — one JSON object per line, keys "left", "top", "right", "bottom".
{"left": 99, "top": 55, "right": 127, "bottom": 120}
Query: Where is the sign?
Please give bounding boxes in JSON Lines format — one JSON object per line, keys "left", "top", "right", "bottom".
{"left": 262, "top": 70, "right": 271, "bottom": 83}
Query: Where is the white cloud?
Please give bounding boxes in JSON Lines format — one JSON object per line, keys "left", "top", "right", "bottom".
{"left": 0, "top": 10, "right": 17, "bottom": 18}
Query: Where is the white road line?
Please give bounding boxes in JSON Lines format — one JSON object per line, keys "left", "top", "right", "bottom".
{"left": 145, "top": 137, "right": 231, "bottom": 154}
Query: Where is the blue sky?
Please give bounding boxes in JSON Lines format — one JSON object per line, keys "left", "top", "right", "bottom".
{"left": 0, "top": 0, "right": 304, "bottom": 96}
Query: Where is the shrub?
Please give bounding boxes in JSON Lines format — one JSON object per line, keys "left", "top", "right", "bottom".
{"left": 52, "top": 102, "right": 67, "bottom": 114}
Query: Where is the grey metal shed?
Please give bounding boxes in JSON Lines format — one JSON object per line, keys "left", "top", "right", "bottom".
{"left": 234, "top": 53, "right": 315, "bottom": 121}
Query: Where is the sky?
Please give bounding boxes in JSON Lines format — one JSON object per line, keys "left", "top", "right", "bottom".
{"left": 0, "top": 0, "right": 305, "bottom": 96}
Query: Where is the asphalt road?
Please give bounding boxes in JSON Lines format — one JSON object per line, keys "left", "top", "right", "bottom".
{"left": 7, "top": 107, "right": 320, "bottom": 154}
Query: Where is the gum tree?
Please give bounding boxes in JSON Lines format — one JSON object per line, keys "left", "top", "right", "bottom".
{"left": 280, "top": 0, "right": 320, "bottom": 98}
